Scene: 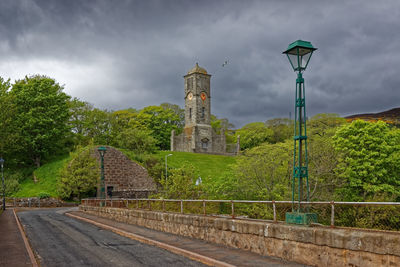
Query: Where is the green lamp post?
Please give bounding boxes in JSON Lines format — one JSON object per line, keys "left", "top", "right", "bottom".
{"left": 98, "top": 146, "right": 107, "bottom": 203}
{"left": 283, "top": 40, "right": 318, "bottom": 225}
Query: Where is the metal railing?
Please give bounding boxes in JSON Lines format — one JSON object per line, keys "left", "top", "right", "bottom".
{"left": 81, "top": 198, "right": 400, "bottom": 232}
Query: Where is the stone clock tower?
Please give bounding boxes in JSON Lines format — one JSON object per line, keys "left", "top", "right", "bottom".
{"left": 171, "top": 63, "right": 227, "bottom": 154}
{"left": 184, "top": 63, "right": 211, "bottom": 126}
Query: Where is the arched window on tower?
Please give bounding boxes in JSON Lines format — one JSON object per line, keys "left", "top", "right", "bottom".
{"left": 201, "top": 107, "right": 205, "bottom": 118}
{"left": 189, "top": 108, "right": 192, "bottom": 119}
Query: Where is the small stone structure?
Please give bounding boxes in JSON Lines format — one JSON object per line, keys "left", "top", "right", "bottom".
{"left": 81, "top": 205, "right": 400, "bottom": 266}
{"left": 171, "top": 63, "right": 237, "bottom": 155}
{"left": 93, "top": 146, "right": 156, "bottom": 198}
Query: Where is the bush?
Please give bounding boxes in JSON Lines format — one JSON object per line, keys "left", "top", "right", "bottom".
{"left": 38, "top": 192, "right": 51, "bottom": 199}
{"left": 58, "top": 147, "right": 99, "bottom": 200}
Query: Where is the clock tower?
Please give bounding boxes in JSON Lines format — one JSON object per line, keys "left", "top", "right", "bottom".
{"left": 184, "top": 63, "right": 211, "bottom": 126}
{"left": 171, "top": 63, "right": 227, "bottom": 154}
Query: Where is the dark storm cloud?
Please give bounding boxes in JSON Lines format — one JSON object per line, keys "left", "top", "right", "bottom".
{"left": 0, "top": 0, "right": 399, "bottom": 127}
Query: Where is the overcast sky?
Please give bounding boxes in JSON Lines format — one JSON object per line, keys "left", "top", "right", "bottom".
{"left": 0, "top": 0, "right": 399, "bottom": 127}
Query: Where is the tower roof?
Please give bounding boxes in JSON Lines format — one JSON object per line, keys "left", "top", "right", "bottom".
{"left": 187, "top": 63, "right": 208, "bottom": 75}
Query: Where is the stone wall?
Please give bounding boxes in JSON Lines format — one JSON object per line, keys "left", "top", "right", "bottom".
{"left": 80, "top": 205, "right": 400, "bottom": 267}
{"left": 2, "top": 197, "right": 78, "bottom": 208}
{"left": 172, "top": 127, "right": 235, "bottom": 155}
{"left": 92, "top": 146, "right": 156, "bottom": 196}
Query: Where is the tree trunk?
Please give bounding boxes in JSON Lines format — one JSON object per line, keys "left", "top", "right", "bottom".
{"left": 35, "top": 156, "right": 41, "bottom": 168}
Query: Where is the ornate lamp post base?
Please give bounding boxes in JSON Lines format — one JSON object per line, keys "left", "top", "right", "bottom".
{"left": 285, "top": 212, "right": 318, "bottom": 225}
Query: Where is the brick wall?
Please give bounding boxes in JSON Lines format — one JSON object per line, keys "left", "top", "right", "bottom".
{"left": 92, "top": 146, "right": 156, "bottom": 197}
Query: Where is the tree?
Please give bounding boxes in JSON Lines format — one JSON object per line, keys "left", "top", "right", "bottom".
{"left": 110, "top": 108, "right": 138, "bottom": 136}
{"left": 308, "top": 113, "right": 345, "bottom": 137}
{"left": 235, "top": 122, "right": 274, "bottom": 150}
{"left": 0, "top": 77, "right": 17, "bottom": 162}
{"left": 333, "top": 120, "right": 400, "bottom": 201}
{"left": 68, "top": 98, "right": 94, "bottom": 146}
{"left": 58, "top": 147, "right": 99, "bottom": 200}
{"left": 211, "top": 142, "right": 292, "bottom": 200}
{"left": 265, "top": 118, "right": 293, "bottom": 143}
{"left": 11, "top": 75, "right": 70, "bottom": 167}
{"left": 307, "top": 114, "right": 345, "bottom": 200}
{"left": 308, "top": 129, "right": 341, "bottom": 200}
{"left": 211, "top": 115, "right": 234, "bottom": 134}
{"left": 159, "top": 164, "right": 204, "bottom": 199}
{"left": 84, "top": 108, "right": 113, "bottom": 145}
{"left": 160, "top": 103, "right": 184, "bottom": 129}
{"left": 114, "top": 127, "right": 157, "bottom": 154}
{"left": 136, "top": 105, "right": 181, "bottom": 150}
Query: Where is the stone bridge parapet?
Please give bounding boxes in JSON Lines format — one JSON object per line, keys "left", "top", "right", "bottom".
{"left": 80, "top": 205, "right": 400, "bottom": 266}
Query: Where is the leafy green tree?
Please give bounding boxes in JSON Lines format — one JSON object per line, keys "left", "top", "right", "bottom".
{"left": 211, "top": 115, "right": 234, "bottom": 134}
{"left": 265, "top": 118, "right": 293, "bottom": 143}
{"left": 308, "top": 113, "right": 346, "bottom": 137}
{"left": 333, "top": 120, "right": 400, "bottom": 201}
{"left": 68, "top": 98, "right": 94, "bottom": 146}
{"left": 58, "top": 147, "right": 99, "bottom": 200}
{"left": 235, "top": 122, "right": 274, "bottom": 150}
{"left": 68, "top": 98, "right": 115, "bottom": 146}
{"left": 0, "top": 77, "right": 17, "bottom": 162}
{"left": 211, "top": 142, "right": 292, "bottom": 200}
{"left": 84, "top": 108, "right": 112, "bottom": 145}
{"left": 114, "top": 127, "right": 157, "bottom": 154}
{"left": 136, "top": 105, "right": 181, "bottom": 150}
{"left": 11, "top": 75, "right": 70, "bottom": 167}
{"left": 110, "top": 108, "right": 138, "bottom": 136}
{"left": 160, "top": 164, "right": 204, "bottom": 199}
{"left": 307, "top": 114, "right": 345, "bottom": 200}
{"left": 308, "top": 129, "right": 341, "bottom": 200}
{"left": 160, "top": 103, "right": 184, "bottom": 129}
{"left": 141, "top": 155, "right": 164, "bottom": 186}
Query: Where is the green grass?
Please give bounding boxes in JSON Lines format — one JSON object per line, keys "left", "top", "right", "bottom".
{"left": 13, "top": 155, "right": 71, "bottom": 198}
{"left": 157, "top": 151, "right": 236, "bottom": 180}
{"left": 14, "top": 149, "right": 236, "bottom": 198}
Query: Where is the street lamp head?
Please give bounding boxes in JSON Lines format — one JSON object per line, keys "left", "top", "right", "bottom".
{"left": 97, "top": 146, "right": 107, "bottom": 157}
{"left": 283, "top": 40, "right": 317, "bottom": 73}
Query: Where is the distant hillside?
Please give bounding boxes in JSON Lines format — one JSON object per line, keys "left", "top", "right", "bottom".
{"left": 345, "top": 107, "right": 400, "bottom": 125}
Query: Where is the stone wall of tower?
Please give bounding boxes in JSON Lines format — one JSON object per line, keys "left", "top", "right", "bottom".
{"left": 184, "top": 73, "right": 211, "bottom": 127}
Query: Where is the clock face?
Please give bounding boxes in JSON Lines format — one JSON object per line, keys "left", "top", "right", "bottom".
{"left": 200, "top": 92, "right": 207, "bottom": 101}
{"left": 187, "top": 92, "right": 193, "bottom": 100}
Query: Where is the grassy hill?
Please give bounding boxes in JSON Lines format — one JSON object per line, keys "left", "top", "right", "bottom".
{"left": 156, "top": 151, "right": 236, "bottom": 180}
{"left": 13, "top": 155, "right": 71, "bottom": 198}
{"left": 14, "top": 150, "right": 236, "bottom": 198}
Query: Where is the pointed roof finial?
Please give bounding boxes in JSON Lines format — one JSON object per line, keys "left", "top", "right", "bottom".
{"left": 187, "top": 62, "right": 207, "bottom": 75}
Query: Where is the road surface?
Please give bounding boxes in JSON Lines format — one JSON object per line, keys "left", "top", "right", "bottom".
{"left": 18, "top": 208, "right": 207, "bottom": 267}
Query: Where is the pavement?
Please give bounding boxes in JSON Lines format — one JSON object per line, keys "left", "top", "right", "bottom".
{"left": 0, "top": 209, "right": 36, "bottom": 267}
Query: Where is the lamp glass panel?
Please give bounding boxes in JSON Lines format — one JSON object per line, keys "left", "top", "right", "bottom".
{"left": 288, "top": 54, "right": 299, "bottom": 70}
{"left": 301, "top": 53, "right": 312, "bottom": 69}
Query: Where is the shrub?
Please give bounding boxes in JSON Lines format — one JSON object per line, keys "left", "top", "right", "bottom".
{"left": 58, "top": 147, "right": 99, "bottom": 200}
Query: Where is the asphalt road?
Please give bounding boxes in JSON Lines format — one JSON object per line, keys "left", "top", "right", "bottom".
{"left": 18, "top": 208, "right": 207, "bottom": 267}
